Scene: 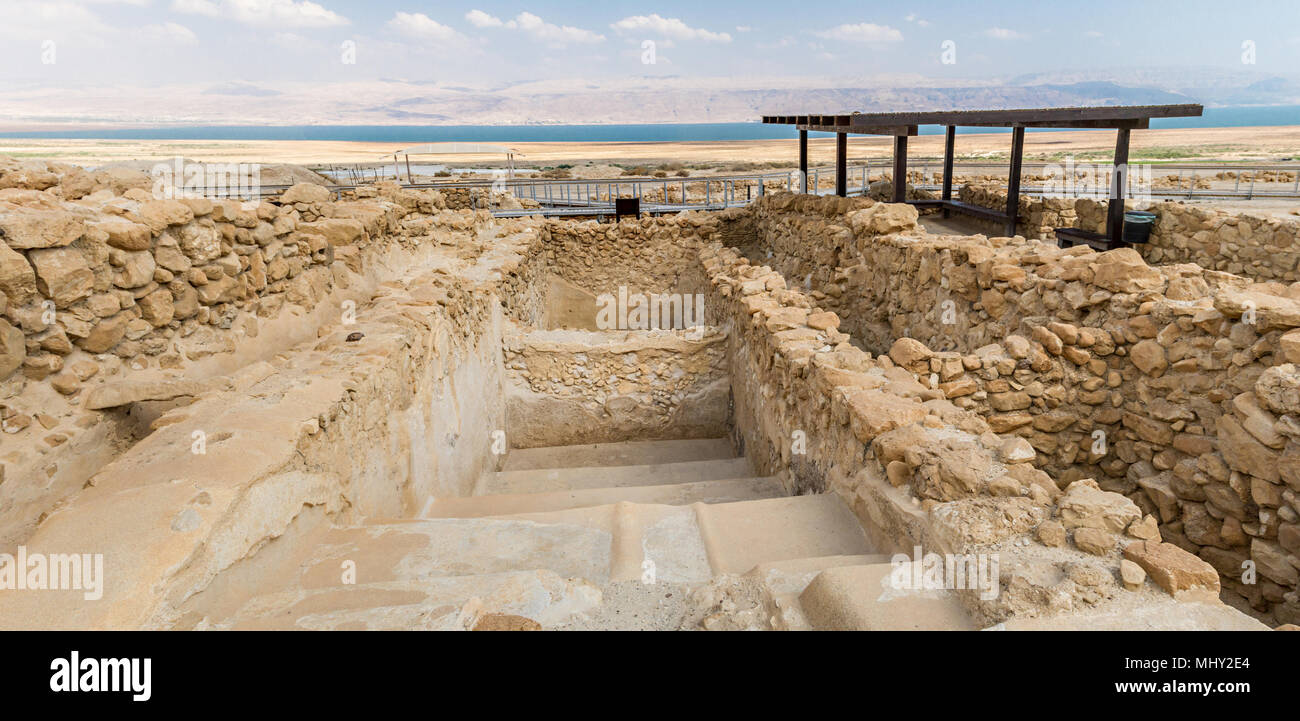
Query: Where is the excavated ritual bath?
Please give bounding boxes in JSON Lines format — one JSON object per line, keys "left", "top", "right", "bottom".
{"left": 1, "top": 178, "right": 1293, "bottom": 630}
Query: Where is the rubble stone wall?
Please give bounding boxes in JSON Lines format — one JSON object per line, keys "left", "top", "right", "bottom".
{"left": 701, "top": 238, "right": 1253, "bottom": 628}
{"left": 0, "top": 165, "right": 506, "bottom": 546}
{"left": 734, "top": 191, "right": 1300, "bottom": 625}
{"left": 959, "top": 184, "right": 1300, "bottom": 283}
{"left": 502, "top": 326, "right": 730, "bottom": 448}
{"left": 0, "top": 221, "right": 529, "bottom": 628}
{"left": 537, "top": 215, "right": 721, "bottom": 304}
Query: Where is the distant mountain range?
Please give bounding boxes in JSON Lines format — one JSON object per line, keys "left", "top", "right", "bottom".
{"left": 1, "top": 68, "right": 1297, "bottom": 129}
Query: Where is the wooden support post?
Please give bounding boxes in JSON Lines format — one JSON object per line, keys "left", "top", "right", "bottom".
{"left": 892, "top": 135, "right": 907, "bottom": 203}
{"left": 1107, "top": 127, "right": 1131, "bottom": 246}
{"left": 941, "top": 125, "right": 956, "bottom": 218}
{"left": 835, "top": 132, "right": 847, "bottom": 197}
{"left": 404, "top": 154, "right": 413, "bottom": 184}
{"left": 799, "top": 129, "right": 808, "bottom": 193}
{"left": 1004, "top": 126, "right": 1025, "bottom": 237}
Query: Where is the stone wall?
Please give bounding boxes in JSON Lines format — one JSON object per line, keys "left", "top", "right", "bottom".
{"left": 0, "top": 197, "right": 532, "bottom": 629}
{"left": 537, "top": 214, "right": 721, "bottom": 302}
{"left": 700, "top": 237, "right": 1254, "bottom": 629}
{"left": 1141, "top": 203, "right": 1300, "bottom": 284}
{"left": 958, "top": 183, "right": 1300, "bottom": 284}
{"left": 733, "top": 191, "right": 1300, "bottom": 625}
{"left": 958, "top": 184, "right": 1079, "bottom": 239}
{"left": 502, "top": 326, "right": 730, "bottom": 448}
{"left": 0, "top": 164, "right": 509, "bottom": 546}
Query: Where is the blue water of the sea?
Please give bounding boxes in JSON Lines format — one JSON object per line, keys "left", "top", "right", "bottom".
{"left": 2, "top": 105, "right": 1296, "bottom": 142}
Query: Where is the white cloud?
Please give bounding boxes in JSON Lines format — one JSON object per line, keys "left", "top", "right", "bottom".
{"left": 611, "top": 14, "right": 731, "bottom": 42}
{"left": 505, "top": 12, "right": 604, "bottom": 45}
{"left": 0, "top": 1, "right": 114, "bottom": 43}
{"left": 171, "top": 0, "right": 219, "bottom": 15}
{"left": 1084, "top": 30, "right": 1104, "bottom": 38}
{"left": 270, "top": 31, "right": 319, "bottom": 48}
{"left": 984, "top": 27, "right": 1025, "bottom": 40}
{"left": 735, "top": 25, "right": 752, "bottom": 33}
{"left": 173, "top": 0, "right": 348, "bottom": 28}
{"left": 814, "top": 23, "right": 903, "bottom": 43}
{"left": 465, "top": 9, "right": 502, "bottom": 28}
{"left": 135, "top": 22, "right": 199, "bottom": 44}
{"left": 387, "top": 12, "right": 465, "bottom": 43}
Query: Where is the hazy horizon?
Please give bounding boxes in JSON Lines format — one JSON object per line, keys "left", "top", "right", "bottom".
{"left": 3, "top": 1, "right": 1300, "bottom": 127}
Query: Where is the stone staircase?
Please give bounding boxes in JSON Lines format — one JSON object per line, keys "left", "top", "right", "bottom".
{"left": 196, "top": 437, "right": 974, "bottom": 630}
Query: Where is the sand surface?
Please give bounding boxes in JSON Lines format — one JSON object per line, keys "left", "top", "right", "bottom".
{"left": 3, "top": 125, "right": 1300, "bottom": 169}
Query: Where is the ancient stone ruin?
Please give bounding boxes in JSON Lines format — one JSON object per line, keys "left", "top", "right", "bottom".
{"left": 0, "top": 156, "right": 1296, "bottom": 630}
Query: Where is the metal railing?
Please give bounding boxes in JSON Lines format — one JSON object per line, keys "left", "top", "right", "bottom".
{"left": 189, "top": 161, "right": 1300, "bottom": 207}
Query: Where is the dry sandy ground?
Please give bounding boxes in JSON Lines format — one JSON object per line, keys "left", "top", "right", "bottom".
{"left": 3, "top": 125, "right": 1300, "bottom": 169}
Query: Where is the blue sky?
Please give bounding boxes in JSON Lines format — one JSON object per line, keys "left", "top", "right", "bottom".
{"left": 3, "top": 0, "right": 1299, "bottom": 86}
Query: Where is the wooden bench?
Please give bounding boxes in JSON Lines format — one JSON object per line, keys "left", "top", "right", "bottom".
{"left": 944, "top": 200, "right": 1012, "bottom": 224}
{"left": 909, "top": 199, "right": 1016, "bottom": 234}
{"left": 1055, "top": 227, "right": 1134, "bottom": 252}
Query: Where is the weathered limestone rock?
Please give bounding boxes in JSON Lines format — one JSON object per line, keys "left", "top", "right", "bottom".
{"left": 846, "top": 202, "right": 917, "bottom": 236}
{"left": 75, "top": 312, "right": 130, "bottom": 353}
{"left": 1127, "top": 514, "right": 1161, "bottom": 541}
{"left": 1130, "top": 339, "right": 1167, "bottom": 376}
{"left": 84, "top": 378, "right": 217, "bottom": 409}
{"left": 846, "top": 389, "right": 927, "bottom": 442}
{"left": 113, "top": 250, "right": 157, "bottom": 289}
{"left": 177, "top": 221, "right": 222, "bottom": 264}
{"left": 1280, "top": 330, "right": 1300, "bottom": 364}
{"left": 196, "top": 274, "right": 242, "bottom": 305}
{"left": 0, "top": 318, "right": 24, "bottom": 379}
{"left": 1090, "top": 248, "right": 1165, "bottom": 294}
{"left": 1037, "top": 519, "right": 1066, "bottom": 547}
{"left": 95, "top": 217, "right": 153, "bottom": 251}
{"left": 1223, "top": 293, "right": 1300, "bottom": 334}
{"left": 1119, "top": 559, "right": 1146, "bottom": 591}
{"left": 887, "top": 337, "right": 932, "bottom": 369}
{"left": 1057, "top": 479, "right": 1142, "bottom": 533}
{"left": 1123, "top": 541, "right": 1221, "bottom": 594}
{"left": 49, "top": 372, "right": 79, "bottom": 395}
{"left": 138, "top": 288, "right": 175, "bottom": 327}
{"left": 0, "top": 241, "right": 37, "bottom": 303}
{"left": 1074, "top": 527, "right": 1116, "bottom": 555}
{"left": 1251, "top": 539, "right": 1299, "bottom": 586}
{"left": 281, "top": 183, "right": 331, "bottom": 205}
{"left": 135, "top": 200, "right": 195, "bottom": 233}
{"left": 0, "top": 207, "right": 84, "bottom": 249}
{"left": 300, "top": 218, "right": 365, "bottom": 247}
{"left": 154, "top": 242, "right": 192, "bottom": 273}
{"left": 28, "top": 247, "right": 93, "bottom": 307}
{"left": 1216, "top": 415, "right": 1280, "bottom": 483}
{"left": 1255, "top": 364, "right": 1300, "bottom": 416}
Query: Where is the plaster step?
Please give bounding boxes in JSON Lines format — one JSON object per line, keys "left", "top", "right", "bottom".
{"left": 215, "top": 570, "right": 602, "bottom": 631}
{"left": 796, "top": 563, "right": 975, "bottom": 631}
{"left": 502, "top": 437, "right": 736, "bottom": 471}
{"left": 177, "top": 516, "right": 616, "bottom": 628}
{"left": 188, "top": 493, "right": 875, "bottom": 631}
{"left": 424, "top": 476, "right": 784, "bottom": 518}
{"left": 497, "top": 494, "right": 873, "bottom": 582}
{"left": 485, "top": 457, "right": 753, "bottom": 495}
{"left": 743, "top": 554, "right": 892, "bottom": 630}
